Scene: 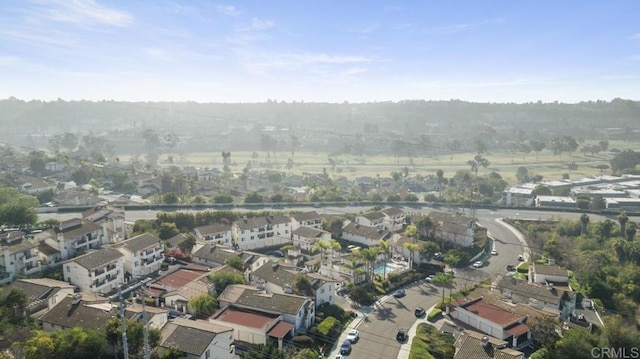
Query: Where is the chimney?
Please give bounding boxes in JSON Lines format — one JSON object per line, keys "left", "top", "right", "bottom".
{"left": 481, "top": 336, "right": 490, "bottom": 347}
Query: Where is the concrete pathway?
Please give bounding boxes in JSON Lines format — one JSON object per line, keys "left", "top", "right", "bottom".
{"left": 397, "top": 304, "right": 455, "bottom": 359}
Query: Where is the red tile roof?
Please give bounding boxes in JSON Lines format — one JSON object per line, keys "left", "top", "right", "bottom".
{"left": 154, "top": 269, "right": 204, "bottom": 291}
{"left": 214, "top": 306, "right": 279, "bottom": 330}
{"left": 459, "top": 298, "right": 525, "bottom": 327}
{"left": 267, "top": 321, "right": 294, "bottom": 338}
{"left": 506, "top": 323, "right": 530, "bottom": 337}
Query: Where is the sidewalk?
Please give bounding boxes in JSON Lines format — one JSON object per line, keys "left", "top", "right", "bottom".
{"left": 397, "top": 304, "right": 455, "bottom": 359}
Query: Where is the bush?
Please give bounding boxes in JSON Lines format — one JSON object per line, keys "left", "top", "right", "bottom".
{"left": 317, "top": 303, "right": 349, "bottom": 323}
{"left": 517, "top": 262, "right": 530, "bottom": 273}
{"left": 292, "top": 335, "right": 315, "bottom": 348}
{"left": 160, "top": 262, "right": 169, "bottom": 271}
{"left": 427, "top": 308, "right": 442, "bottom": 322}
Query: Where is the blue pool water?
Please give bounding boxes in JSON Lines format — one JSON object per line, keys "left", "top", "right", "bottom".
{"left": 374, "top": 263, "right": 396, "bottom": 276}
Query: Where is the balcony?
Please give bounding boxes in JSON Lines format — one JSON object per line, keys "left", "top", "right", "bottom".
{"left": 24, "top": 265, "right": 40, "bottom": 276}
{"left": 94, "top": 268, "right": 106, "bottom": 277}
{"left": 143, "top": 256, "right": 163, "bottom": 266}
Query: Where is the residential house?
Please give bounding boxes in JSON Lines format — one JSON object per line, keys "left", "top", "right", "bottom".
{"left": 429, "top": 212, "right": 476, "bottom": 247}
{"left": 38, "top": 218, "right": 106, "bottom": 262}
{"left": 159, "top": 318, "right": 235, "bottom": 359}
{"left": 318, "top": 253, "right": 366, "bottom": 284}
{"left": 53, "top": 189, "right": 103, "bottom": 207}
{"left": 63, "top": 248, "right": 124, "bottom": 295}
{"left": 291, "top": 226, "right": 331, "bottom": 252}
{"left": 0, "top": 278, "right": 75, "bottom": 315}
{"left": 131, "top": 175, "right": 162, "bottom": 198}
{"left": 210, "top": 306, "right": 292, "bottom": 350}
{"left": 454, "top": 330, "right": 525, "bottom": 359}
{"left": 163, "top": 272, "right": 214, "bottom": 314}
{"left": 125, "top": 302, "right": 169, "bottom": 329}
{"left": 145, "top": 267, "right": 211, "bottom": 310}
{"left": 381, "top": 207, "right": 406, "bottom": 232}
{"left": 494, "top": 275, "right": 575, "bottom": 319}
{"left": 290, "top": 211, "right": 323, "bottom": 231}
{"left": 194, "top": 223, "right": 233, "bottom": 245}
{"left": 0, "top": 231, "right": 41, "bottom": 284}
{"left": 453, "top": 297, "right": 531, "bottom": 348}
{"left": 341, "top": 222, "right": 390, "bottom": 247}
{"left": 354, "top": 211, "right": 385, "bottom": 230}
{"left": 166, "top": 233, "right": 187, "bottom": 249}
{"left": 82, "top": 205, "right": 127, "bottom": 242}
{"left": 232, "top": 215, "right": 292, "bottom": 250}
{"left": 38, "top": 294, "right": 114, "bottom": 333}
{"left": 114, "top": 233, "right": 164, "bottom": 280}
{"left": 501, "top": 185, "right": 536, "bottom": 207}
{"left": 218, "top": 284, "right": 314, "bottom": 332}
{"left": 191, "top": 243, "right": 265, "bottom": 270}
{"left": 529, "top": 264, "right": 570, "bottom": 285}
{"left": 17, "top": 175, "right": 56, "bottom": 195}
{"left": 535, "top": 195, "right": 576, "bottom": 208}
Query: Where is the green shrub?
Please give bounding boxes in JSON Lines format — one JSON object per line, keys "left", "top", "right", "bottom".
{"left": 160, "top": 262, "right": 169, "bottom": 271}
{"left": 517, "top": 263, "right": 530, "bottom": 273}
{"left": 427, "top": 308, "right": 442, "bottom": 322}
{"left": 292, "top": 335, "right": 315, "bottom": 348}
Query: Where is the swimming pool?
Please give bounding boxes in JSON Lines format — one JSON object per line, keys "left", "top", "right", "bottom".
{"left": 374, "top": 263, "right": 397, "bottom": 276}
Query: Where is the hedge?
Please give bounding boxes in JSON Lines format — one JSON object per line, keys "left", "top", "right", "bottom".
{"left": 427, "top": 308, "right": 442, "bottom": 322}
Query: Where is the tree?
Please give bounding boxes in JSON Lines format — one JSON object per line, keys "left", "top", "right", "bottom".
{"left": 159, "top": 347, "right": 187, "bottom": 359}
{"left": 432, "top": 272, "right": 453, "bottom": 309}
{"left": 580, "top": 214, "right": 589, "bottom": 235}
{"left": 551, "top": 329, "right": 599, "bottom": 359}
{"left": 243, "top": 192, "right": 263, "bottom": 203}
{"left": 403, "top": 242, "right": 419, "bottom": 269}
{"left": 292, "top": 273, "right": 314, "bottom": 297}
{"left": 106, "top": 318, "right": 160, "bottom": 358}
{"left": 177, "top": 233, "right": 196, "bottom": 254}
{"left": 158, "top": 222, "right": 179, "bottom": 240}
{"left": 377, "top": 239, "right": 392, "bottom": 277}
{"left": 209, "top": 271, "right": 245, "bottom": 294}
{"left": 626, "top": 222, "right": 637, "bottom": 241}
{"left": 293, "top": 348, "right": 320, "bottom": 359}
{"left": 534, "top": 184, "right": 552, "bottom": 196}
{"left": 618, "top": 211, "right": 629, "bottom": 239}
{"left": 1, "top": 288, "right": 28, "bottom": 325}
{"left": 224, "top": 255, "right": 244, "bottom": 271}
{"left": 529, "top": 316, "right": 559, "bottom": 349}
{"left": 188, "top": 294, "right": 217, "bottom": 318}
{"left": 516, "top": 166, "right": 529, "bottom": 183}
{"left": 323, "top": 218, "right": 344, "bottom": 239}
{"left": 163, "top": 192, "right": 179, "bottom": 204}
{"left": 311, "top": 238, "right": 330, "bottom": 262}
{"left": 212, "top": 193, "right": 233, "bottom": 203}
{"left": 418, "top": 241, "right": 440, "bottom": 263}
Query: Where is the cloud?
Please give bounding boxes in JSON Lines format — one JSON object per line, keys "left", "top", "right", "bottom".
{"left": 630, "top": 33, "right": 640, "bottom": 40}
{"left": 0, "top": 29, "right": 79, "bottom": 47}
{"left": 426, "top": 18, "right": 504, "bottom": 34}
{"left": 29, "top": 0, "right": 133, "bottom": 27}
{"left": 215, "top": 4, "right": 240, "bottom": 16}
{"left": 251, "top": 18, "right": 274, "bottom": 30}
{"left": 348, "top": 23, "right": 380, "bottom": 34}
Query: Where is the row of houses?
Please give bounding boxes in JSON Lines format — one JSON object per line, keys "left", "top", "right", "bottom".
{"left": 502, "top": 174, "right": 640, "bottom": 210}
{"left": 445, "top": 261, "right": 602, "bottom": 358}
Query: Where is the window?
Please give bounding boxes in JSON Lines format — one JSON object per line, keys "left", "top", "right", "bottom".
{"left": 205, "top": 349, "right": 210, "bottom": 359}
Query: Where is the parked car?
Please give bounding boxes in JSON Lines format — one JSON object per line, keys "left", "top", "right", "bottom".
{"left": 346, "top": 329, "right": 359, "bottom": 343}
{"left": 396, "top": 328, "right": 408, "bottom": 342}
{"left": 270, "top": 250, "right": 284, "bottom": 258}
{"left": 334, "top": 355, "right": 343, "bottom": 359}
{"left": 472, "top": 261, "right": 483, "bottom": 268}
{"left": 393, "top": 289, "right": 406, "bottom": 298}
{"left": 414, "top": 307, "right": 426, "bottom": 317}
{"left": 340, "top": 340, "right": 352, "bottom": 355}
{"left": 517, "top": 254, "right": 525, "bottom": 261}
{"left": 506, "top": 264, "right": 516, "bottom": 272}
{"left": 425, "top": 274, "right": 435, "bottom": 282}
{"left": 491, "top": 249, "right": 498, "bottom": 255}
{"left": 434, "top": 252, "right": 444, "bottom": 260}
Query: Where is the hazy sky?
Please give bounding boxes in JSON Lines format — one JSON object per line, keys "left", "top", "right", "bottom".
{"left": 1, "top": 1, "right": 639, "bottom": 103}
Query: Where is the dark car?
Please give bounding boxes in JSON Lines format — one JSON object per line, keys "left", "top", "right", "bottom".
{"left": 270, "top": 250, "right": 284, "bottom": 258}
{"left": 393, "top": 289, "right": 406, "bottom": 298}
{"left": 414, "top": 307, "right": 426, "bottom": 317}
{"left": 396, "top": 328, "right": 408, "bottom": 342}
{"left": 340, "top": 340, "right": 352, "bottom": 355}
{"left": 506, "top": 264, "right": 516, "bottom": 272}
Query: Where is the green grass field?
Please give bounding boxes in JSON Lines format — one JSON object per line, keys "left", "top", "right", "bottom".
{"left": 119, "top": 139, "right": 638, "bottom": 184}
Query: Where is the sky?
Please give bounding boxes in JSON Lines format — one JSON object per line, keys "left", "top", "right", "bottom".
{"left": 1, "top": 0, "right": 639, "bottom": 104}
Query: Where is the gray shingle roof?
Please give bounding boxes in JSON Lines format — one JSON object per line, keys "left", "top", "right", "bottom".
{"left": 223, "top": 285, "right": 309, "bottom": 315}
{"left": 496, "top": 275, "right": 569, "bottom": 305}
{"left": 291, "top": 211, "right": 321, "bottom": 221}
{"left": 56, "top": 219, "right": 101, "bottom": 240}
{"left": 72, "top": 248, "right": 123, "bottom": 270}
{"left": 192, "top": 244, "right": 244, "bottom": 264}
{"left": 195, "top": 223, "right": 232, "bottom": 236}
{"left": 118, "top": 233, "right": 161, "bottom": 253}
{"left": 166, "top": 233, "right": 187, "bottom": 248}
{"left": 360, "top": 211, "right": 385, "bottom": 220}
{"left": 234, "top": 215, "right": 291, "bottom": 230}
{"left": 292, "top": 226, "right": 326, "bottom": 238}
{"left": 252, "top": 261, "right": 298, "bottom": 288}
{"left": 381, "top": 207, "right": 404, "bottom": 216}
{"left": 454, "top": 331, "right": 524, "bottom": 359}
{"left": 533, "top": 264, "right": 569, "bottom": 277}
{"left": 161, "top": 324, "right": 214, "bottom": 356}
{"left": 343, "top": 222, "right": 390, "bottom": 240}
{"left": 38, "top": 296, "right": 113, "bottom": 332}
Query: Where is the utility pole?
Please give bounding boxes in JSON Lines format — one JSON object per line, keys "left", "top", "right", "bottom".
{"left": 118, "top": 285, "right": 129, "bottom": 359}
{"left": 141, "top": 290, "right": 150, "bottom": 359}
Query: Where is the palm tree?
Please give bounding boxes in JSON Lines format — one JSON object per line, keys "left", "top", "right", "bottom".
{"left": 311, "top": 238, "right": 330, "bottom": 262}
{"left": 580, "top": 213, "right": 590, "bottom": 236}
{"left": 618, "top": 212, "right": 629, "bottom": 239}
{"left": 328, "top": 239, "right": 342, "bottom": 258}
{"left": 626, "top": 223, "right": 637, "bottom": 241}
{"left": 377, "top": 239, "right": 392, "bottom": 278}
{"left": 432, "top": 272, "right": 453, "bottom": 310}
{"left": 357, "top": 248, "right": 379, "bottom": 284}
{"left": 403, "top": 243, "right": 420, "bottom": 270}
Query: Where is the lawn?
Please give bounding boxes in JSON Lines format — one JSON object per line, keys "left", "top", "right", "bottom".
{"left": 408, "top": 323, "right": 455, "bottom": 359}
{"left": 116, "top": 139, "right": 638, "bottom": 184}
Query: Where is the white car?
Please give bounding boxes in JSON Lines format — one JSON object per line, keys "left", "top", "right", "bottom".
{"left": 425, "top": 274, "right": 435, "bottom": 282}
{"left": 472, "top": 261, "right": 483, "bottom": 268}
{"left": 517, "top": 254, "right": 525, "bottom": 261}
{"left": 335, "top": 355, "right": 344, "bottom": 359}
{"left": 491, "top": 249, "right": 498, "bottom": 255}
{"left": 347, "top": 329, "right": 359, "bottom": 343}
